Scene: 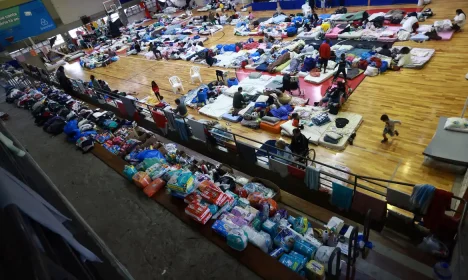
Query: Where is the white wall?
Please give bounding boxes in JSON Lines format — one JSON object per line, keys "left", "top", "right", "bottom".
{"left": 50, "top": 0, "right": 107, "bottom": 25}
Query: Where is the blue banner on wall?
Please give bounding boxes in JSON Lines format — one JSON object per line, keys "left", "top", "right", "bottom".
{"left": 0, "top": 0, "right": 56, "bottom": 46}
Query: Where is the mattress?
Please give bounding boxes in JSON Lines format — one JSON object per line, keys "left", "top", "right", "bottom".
{"left": 338, "top": 29, "right": 365, "bottom": 39}
{"left": 337, "top": 11, "right": 367, "bottom": 22}
{"left": 198, "top": 94, "right": 233, "bottom": 119}
{"left": 395, "top": 47, "right": 435, "bottom": 69}
{"left": 280, "top": 65, "right": 309, "bottom": 77}
{"left": 438, "top": 30, "right": 455, "bottom": 40}
{"left": 339, "top": 68, "right": 363, "bottom": 80}
{"left": 212, "top": 51, "right": 244, "bottom": 68}
{"left": 325, "top": 26, "right": 342, "bottom": 39}
{"left": 281, "top": 118, "right": 332, "bottom": 145}
{"left": 273, "top": 60, "right": 291, "bottom": 72}
{"left": 297, "top": 28, "right": 323, "bottom": 40}
{"left": 304, "top": 70, "right": 336, "bottom": 84}
{"left": 319, "top": 112, "right": 363, "bottom": 150}
{"left": 423, "top": 117, "right": 468, "bottom": 165}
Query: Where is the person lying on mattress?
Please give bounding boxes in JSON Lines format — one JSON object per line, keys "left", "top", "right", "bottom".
{"left": 290, "top": 128, "right": 309, "bottom": 158}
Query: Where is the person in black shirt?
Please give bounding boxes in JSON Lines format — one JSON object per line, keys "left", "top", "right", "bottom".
{"left": 134, "top": 41, "right": 141, "bottom": 53}
{"left": 378, "top": 44, "right": 392, "bottom": 57}
{"left": 232, "top": 87, "right": 245, "bottom": 115}
{"left": 290, "top": 128, "right": 309, "bottom": 157}
{"left": 333, "top": 53, "right": 350, "bottom": 81}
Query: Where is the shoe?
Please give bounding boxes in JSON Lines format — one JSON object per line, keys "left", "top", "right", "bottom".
{"left": 395, "top": 130, "right": 399, "bottom": 136}
{"left": 305, "top": 98, "right": 310, "bottom": 105}
{"left": 381, "top": 138, "right": 388, "bottom": 143}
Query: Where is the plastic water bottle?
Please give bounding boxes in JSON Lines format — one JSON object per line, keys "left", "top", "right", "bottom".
{"left": 433, "top": 262, "right": 452, "bottom": 280}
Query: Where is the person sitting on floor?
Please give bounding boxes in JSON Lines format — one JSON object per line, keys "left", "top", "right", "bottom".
{"left": 378, "top": 44, "right": 392, "bottom": 57}
{"left": 290, "top": 128, "right": 309, "bottom": 158}
{"left": 232, "top": 87, "right": 246, "bottom": 116}
{"left": 318, "top": 81, "right": 345, "bottom": 109}
{"left": 451, "top": 9, "right": 466, "bottom": 32}
{"left": 173, "top": 99, "right": 188, "bottom": 117}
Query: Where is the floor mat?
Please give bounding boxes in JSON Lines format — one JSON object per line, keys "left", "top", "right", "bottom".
{"left": 256, "top": 17, "right": 270, "bottom": 23}
{"left": 365, "top": 7, "right": 423, "bottom": 14}
{"left": 235, "top": 69, "right": 366, "bottom": 104}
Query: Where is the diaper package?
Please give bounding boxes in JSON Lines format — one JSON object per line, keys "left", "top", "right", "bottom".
{"left": 227, "top": 228, "right": 248, "bottom": 251}
{"left": 289, "top": 251, "right": 307, "bottom": 271}
{"left": 293, "top": 239, "right": 318, "bottom": 261}
{"left": 231, "top": 206, "right": 257, "bottom": 223}
{"left": 185, "top": 202, "right": 212, "bottom": 224}
{"left": 132, "top": 172, "right": 152, "bottom": 189}
{"left": 262, "top": 219, "right": 280, "bottom": 238}
{"left": 279, "top": 253, "right": 302, "bottom": 272}
{"left": 220, "top": 212, "right": 249, "bottom": 227}
{"left": 305, "top": 260, "right": 325, "bottom": 280}
{"left": 167, "top": 171, "right": 195, "bottom": 193}
{"left": 143, "top": 178, "right": 166, "bottom": 197}
{"left": 212, "top": 219, "right": 239, "bottom": 238}
{"left": 242, "top": 226, "right": 272, "bottom": 253}
{"left": 274, "top": 228, "right": 297, "bottom": 252}
{"left": 123, "top": 165, "right": 137, "bottom": 180}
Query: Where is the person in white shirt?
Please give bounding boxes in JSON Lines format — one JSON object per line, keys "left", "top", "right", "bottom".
{"left": 452, "top": 9, "right": 466, "bottom": 32}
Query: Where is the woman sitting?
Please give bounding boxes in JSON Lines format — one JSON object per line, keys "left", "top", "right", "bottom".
{"left": 452, "top": 9, "right": 466, "bottom": 32}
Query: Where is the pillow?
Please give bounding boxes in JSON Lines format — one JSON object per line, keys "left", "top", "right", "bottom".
{"left": 256, "top": 95, "right": 269, "bottom": 103}
{"left": 444, "top": 117, "right": 468, "bottom": 133}
{"left": 262, "top": 116, "right": 280, "bottom": 124}
{"left": 249, "top": 72, "right": 262, "bottom": 79}
{"left": 326, "top": 132, "right": 343, "bottom": 141}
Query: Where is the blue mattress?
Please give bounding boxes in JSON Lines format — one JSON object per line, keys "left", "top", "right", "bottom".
{"left": 222, "top": 113, "right": 243, "bottom": 123}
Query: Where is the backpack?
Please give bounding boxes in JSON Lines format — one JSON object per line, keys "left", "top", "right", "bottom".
{"left": 44, "top": 117, "right": 66, "bottom": 135}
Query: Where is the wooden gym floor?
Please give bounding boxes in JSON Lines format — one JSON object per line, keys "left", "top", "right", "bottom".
{"left": 64, "top": 0, "right": 468, "bottom": 195}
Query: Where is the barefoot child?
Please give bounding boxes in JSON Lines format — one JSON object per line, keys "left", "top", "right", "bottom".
{"left": 380, "top": 114, "right": 401, "bottom": 143}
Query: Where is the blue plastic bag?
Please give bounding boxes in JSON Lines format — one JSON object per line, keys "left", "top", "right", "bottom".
{"left": 136, "top": 150, "right": 165, "bottom": 162}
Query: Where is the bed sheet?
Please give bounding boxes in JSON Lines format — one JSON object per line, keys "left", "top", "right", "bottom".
{"left": 198, "top": 95, "right": 233, "bottom": 119}
{"left": 319, "top": 112, "right": 363, "bottom": 150}
{"left": 280, "top": 65, "right": 309, "bottom": 77}
{"left": 281, "top": 119, "right": 332, "bottom": 145}
{"left": 304, "top": 70, "right": 336, "bottom": 84}
{"left": 338, "top": 29, "right": 365, "bottom": 39}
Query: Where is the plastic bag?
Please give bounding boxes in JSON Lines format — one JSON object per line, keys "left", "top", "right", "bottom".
{"left": 136, "top": 150, "right": 165, "bottom": 162}
{"left": 227, "top": 228, "right": 248, "bottom": 251}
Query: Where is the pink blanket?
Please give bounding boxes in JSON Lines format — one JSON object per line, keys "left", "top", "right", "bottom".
{"left": 325, "top": 26, "right": 342, "bottom": 39}
{"left": 438, "top": 30, "right": 454, "bottom": 40}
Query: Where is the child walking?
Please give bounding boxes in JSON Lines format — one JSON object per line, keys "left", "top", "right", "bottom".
{"left": 380, "top": 114, "right": 401, "bottom": 143}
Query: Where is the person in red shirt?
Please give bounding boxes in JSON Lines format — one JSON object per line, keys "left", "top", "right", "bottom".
{"left": 319, "top": 39, "right": 331, "bottom": 74}
{"left": 151, "top": 80, "right": 161, "bottom": 101}
{"left": 291, "top": 113, "right": 304, "bottom": 129}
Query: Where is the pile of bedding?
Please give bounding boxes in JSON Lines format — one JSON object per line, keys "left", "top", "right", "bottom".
{"left": 392, "top": 46, "right": 436, "bottom": 69}
{"left": 319, "top": 112, "right": 363, "bottom": 150}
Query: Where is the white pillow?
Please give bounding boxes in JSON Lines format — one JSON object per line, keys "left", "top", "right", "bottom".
{"left": 256, "top": 95, "right": 269, "bottom": 103}
{"left": 326, "top": 132, "right": 343, "bottom": 140}
{"left": 444, "top": 117, "right": 468, "bottom": 133}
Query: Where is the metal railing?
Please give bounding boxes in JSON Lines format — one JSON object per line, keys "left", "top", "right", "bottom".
{"left": 16, "top": 68, "right": 468, "bottom": 233}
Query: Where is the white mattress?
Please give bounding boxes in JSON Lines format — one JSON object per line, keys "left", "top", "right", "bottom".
{"left": 338, "top": 29, "right": 365, "bottom": 39}
{"left": 280, "top": 65, "right": 309, "bottom": 77}
{"left": 392, "top": 47, "right": 435, "bottom": 69}
{"left": 225, "top": 75, "right": 273, "bottom": 96}
{"left": 319, "top": 112, "right": 363, "bottom": 150}
{"left": 280, "top": 108, "right": 332, "bottom": 145}
{"left": 304, "top": 70, "right": 336, "bottom": 84}
{"left": 198, "top": 94, "right": 233, "bottom": 119}
{"left": 297, "top": 28, "right": 323, "bottom": 40}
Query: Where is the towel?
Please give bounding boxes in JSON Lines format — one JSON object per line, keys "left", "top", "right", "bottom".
{"left": 269, "top": 157, "right": 288, "bottom": 177}
{"left": 163, "top": 109, "right": 176, "bottom": 131}
{"left": 304, "top": 166, "right": 320, "bottom": 190}
{"left": 237, "top": 142, "right": 257, "bottom": 164}
{"left": 410, "top": 184, "right": 435, "bottom": 214}
{"left": 351, "top": 191, "right": 387, "bottom": 222}
{"left": 175, "top": 118, "right": 189, "bottom": 141}
{"left": 288, "top": 165, "right": 305, "bottom": 179}
{"left": 386, "top": 188, "right": 413, "bottom": 211}
{"left": 187, "top": 119, "right": 206, "bottom": 142}
{"left": 331, "top": 182, "right": 353, "bottom": 210}
{"left": 424, "top": 189, "right": 452, "bottom": 232}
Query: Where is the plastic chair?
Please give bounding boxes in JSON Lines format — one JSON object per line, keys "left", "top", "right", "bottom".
{"left": 190, "top": 66, "right": 202, "bottom": 83}
{"left": 169, "top": 76, "right": 184, "bottom": 94}
{"left": 302, "top": 4, "right": 312, "bottom": 18}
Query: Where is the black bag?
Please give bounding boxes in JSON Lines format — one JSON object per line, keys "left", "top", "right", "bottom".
{"left": 44, "top": 117, "right": 66, "bottom": 135}
{"left": 328, "top": 104, "right": 339, "bottom": 115}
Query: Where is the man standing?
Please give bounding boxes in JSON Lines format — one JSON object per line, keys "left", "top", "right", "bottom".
{"left": 319, "top": 39, "right": 331, "bottom": 73}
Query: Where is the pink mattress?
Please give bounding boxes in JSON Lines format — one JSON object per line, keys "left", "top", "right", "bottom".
{"left": 325, "top": 26, "right": 342, "bottom": 39}
{"left": 438, "top": 30, "right": 454, "bottom": 40}
{"left": 377, "top": 26, "right": 399, "bottom": 42}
